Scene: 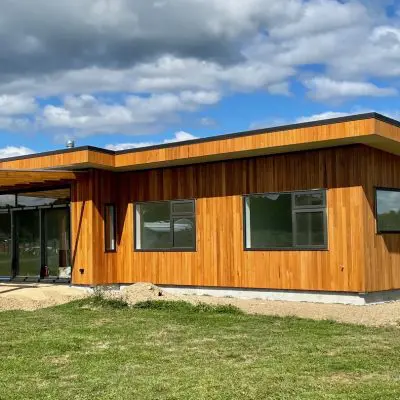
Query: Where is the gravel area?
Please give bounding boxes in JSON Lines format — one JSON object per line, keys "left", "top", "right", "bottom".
{"left": 0, "top": 283, "right": 88, "bottom": 311}
{"left": 1, "top": 282, "right": 400, "bottom": 327}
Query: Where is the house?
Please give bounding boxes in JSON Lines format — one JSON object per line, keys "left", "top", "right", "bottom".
{"left": 0, "top": 112, "right": 400, "bottom": 304}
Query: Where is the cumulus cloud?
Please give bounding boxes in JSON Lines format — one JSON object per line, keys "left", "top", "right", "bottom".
{"left": 0, "top": 95, "right": 37, "bottom": 115}
{"left": 304, "top": 77, "right": 398, "bottom": 102}
{"left": 251, "top": 108, "right": 400, "bottom": 130}
{"left": 0, "top": 0, "right": 398, "bottom": 138}
{"left": 0, "top": 146, "right": 35, "bottom": 158}
{"left": 295, "top": 111, "right": 351, "bottom": 123}
{"left": 199, "top": 117, "right": 216, "bottom": 127}
{"left": 40, "top": 92, "right": 220, "bottom": 136}
{"left": 105, "top": 131, "right": 197, "bottom": 151}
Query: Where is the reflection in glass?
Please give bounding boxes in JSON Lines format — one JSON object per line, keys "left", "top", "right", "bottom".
{"left": 294, "top": 192, "right": 324, "bottom": 207}
{"left": 246, "top": 194, "right": 293, "bottom": 248}
{"left": 17, "top": 188, "right": 70, "bottom": 207}
{"left": 136, "top": 200, "right": 196, "bottom": 250}
{"left": 137, "top": 202, "right": 172, "bottom": 249}
{"left": 0, "top": 213, "right": 11, "bottom": 276}
{"left": 295, "top": 212, "right": 325, "bottom": 246}
{"left": 245, "top": 190, "right": 327, "bottom": 249}
{"left": 16, "top": 210, "right": 41, "bottom": 276}
{"left": 0, "top": 195, "right": 16, "bottom": 209}
{"left": 105, "top": 205, "right": 116, "bottom": 251}
{"left": 173, "top": 217, "right": 195, "bottom": 248}
{"left": 377, "top": 189, "right": 400, "bottom": 232}
{"left": 0, "top": 188, "right": 71, "bottom": 278}
{"left": 45, "top": 208, "right": 71, "bottom": 278}
{"left": 172, "top": 202, "right": 194, "bottom": 214}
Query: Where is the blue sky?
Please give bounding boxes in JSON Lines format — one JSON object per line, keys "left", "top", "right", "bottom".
{"left": 0, "top": 0, "right": 399, "bottom": 157}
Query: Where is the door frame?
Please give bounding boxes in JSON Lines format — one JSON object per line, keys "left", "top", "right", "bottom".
{"left": 10, "top": 204, "right": 71, "bottom": 281}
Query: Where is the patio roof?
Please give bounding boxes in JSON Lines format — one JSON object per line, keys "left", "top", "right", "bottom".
{"left": 0, "top": 169, "right": 83, "bottom": 193}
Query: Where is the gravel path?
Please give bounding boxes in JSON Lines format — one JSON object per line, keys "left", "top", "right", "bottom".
{"left": 1, "top": 282, "right": 399, "bottom": 327}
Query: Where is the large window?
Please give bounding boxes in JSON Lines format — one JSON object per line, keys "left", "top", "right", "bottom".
{"left": 244, "top": 190, "right": 327, "bottom": 250}
{"left": 135, "top": 200, "right": 196, "bottom": 251}
{"left": 376, "top": 189, "right": 400, "bottom": 233}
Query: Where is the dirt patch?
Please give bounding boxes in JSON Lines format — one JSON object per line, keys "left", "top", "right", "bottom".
{"left": 119, "top": 283, "right": 179, "bottom": 304}
{"left": 0, "top": 283, "right": 88, "bottom": 311}
{"left": 1, "top": 282, "right": 400, "bottom": 327}
{"left": 194, "top": 295, "right": 400, "bottom": 327}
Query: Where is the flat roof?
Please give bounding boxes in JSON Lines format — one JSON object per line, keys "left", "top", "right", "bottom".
{"left": 0, "top": 112, "right": 399, "bottom": 171}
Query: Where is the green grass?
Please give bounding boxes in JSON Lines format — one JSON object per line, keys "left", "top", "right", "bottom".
{"left": 1, "top": 299, "right": 400, "bottom": 400}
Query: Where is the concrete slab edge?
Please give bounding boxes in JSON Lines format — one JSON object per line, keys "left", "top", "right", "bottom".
{"left": 70, "top": 284, "right": 400, "bottom": 305}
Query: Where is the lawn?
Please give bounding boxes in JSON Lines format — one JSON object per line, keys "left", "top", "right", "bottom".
{"left": 0, "top": 298, "right": 400, "bottom": 400}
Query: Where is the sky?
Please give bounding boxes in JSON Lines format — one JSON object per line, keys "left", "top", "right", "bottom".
{"left": 0, "top": 0, "right": 400, "bottom": 158}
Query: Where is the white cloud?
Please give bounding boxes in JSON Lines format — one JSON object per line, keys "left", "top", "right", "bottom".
{"left": 251, "top": 107, "right": 400, "bottom": 131}
{"left": 105, "top": 131, "right": 198, "bottom": 151}
{"left": 0, "top": 146, "right": 35, "bottom": 158}
{"left": 0, "top": 56, "right": 294, "bottom": 98}
{"left": 0, "top": 95, "right": 37, "bottom": 115}
{"left": 250, "top": 110, "right": 357, "bottom": 130}
{"left": 164, "top": 131, "right": 197, "bottom": 143}
{"left": 295, "top": 111, "right": 351, "bottom": 123}
{"left": 295, "top": 110, "right": 400, "bottom": 124}
{"left": 199, "top": 117, "right": 216, "bottom": 127}
{"left": 268, "top": 82, "right": 291, "bottom": 96}
{"left": 304, "top": 77, "right": 397, "bottom": 102}
{"left": 0, "top": 117, "right": 31, "bottom": 131}
{"left": 40, "top": 92, "right": 220, "bottom": 136}
{"left": 0, "top": 1, "right": 398, "bottom": 138}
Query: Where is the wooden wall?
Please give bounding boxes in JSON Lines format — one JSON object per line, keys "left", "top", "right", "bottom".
{"left": 360, "top": 147, "right": 400, "bottom": 292}
{"left": 71, "top": 170, "right": 117, "bottom": 284}
{"left": 71, "top": 145, "right": 374, "bottom": 292}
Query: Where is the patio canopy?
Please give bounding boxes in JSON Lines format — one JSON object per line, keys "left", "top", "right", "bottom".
{"left": 0, "top": 169, "right": 83, "bottom": 193}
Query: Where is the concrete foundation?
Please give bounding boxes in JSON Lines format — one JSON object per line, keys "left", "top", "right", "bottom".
{"left": 159, "top": 285, "right": 400, "bottom": 305}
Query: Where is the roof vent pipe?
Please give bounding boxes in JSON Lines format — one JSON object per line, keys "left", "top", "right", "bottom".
{"left": 66, "top": 140, "right": 75, "bottom": 149}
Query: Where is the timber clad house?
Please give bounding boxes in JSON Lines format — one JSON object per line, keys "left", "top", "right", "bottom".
{"left": 1, "top": 112, "right": 400, "bottom": 304}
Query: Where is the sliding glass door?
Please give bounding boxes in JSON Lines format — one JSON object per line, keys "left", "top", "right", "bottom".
{"left": 0, "top": 188, "right": 71, "bottom": 280}
{"left": 44, "top": 208, "right": 71, "bottom": 278}
{"left": 15, "top": 210, "right": 41, "bottom": 277}
{"left": 0, "top": 212, "right": 12, "bottom": 277}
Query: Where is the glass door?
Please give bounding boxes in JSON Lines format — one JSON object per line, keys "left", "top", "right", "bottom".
{"left": 0, "top": 212, "right": 12, "bottom": 277}
{"left": 44, "top": 208, "right": 71, "bottom": 278}
{"left": 15, "top": 210, "right": 41, "bottom": 277}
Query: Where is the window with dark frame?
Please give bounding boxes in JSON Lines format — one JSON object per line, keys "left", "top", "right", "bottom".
{"left": 244, "top": 190, "right": 327, "bottom": 250}
{"left": 376, "top": 189, "right": 400, "bottom": 233}
{"left": 104, "top": 204, "right": 116, "bottom": 252}
{"left": 135, "top": 200, "right": 195, "bottom": 251}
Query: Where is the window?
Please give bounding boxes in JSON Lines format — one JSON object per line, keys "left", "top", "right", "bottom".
{"left": 376, "top": 189, "right": 400, "bottom": 233}
{"left": 244, "top": 190, "right": 327, "bottom": 250}
{"left": 104, "top": 204, "right": 116, "bottom": 251}
{"left": 135, "top": 200, "right": 195, "bottom": 251}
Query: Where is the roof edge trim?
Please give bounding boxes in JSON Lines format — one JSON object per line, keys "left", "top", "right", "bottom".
{"left": 0, "top": 112, "right": 398, "bottom": 163}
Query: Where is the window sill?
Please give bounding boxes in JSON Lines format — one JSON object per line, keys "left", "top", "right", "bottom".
{"left": 244, "top": 247, "right": 328, "bottom": 251}
{"left": 134, "top": 248, "right": 196, "bottom": 253}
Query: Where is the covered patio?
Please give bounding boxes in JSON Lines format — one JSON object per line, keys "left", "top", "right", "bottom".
{"left": 0, "top": 169, "right": 82, "bottom": 282}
